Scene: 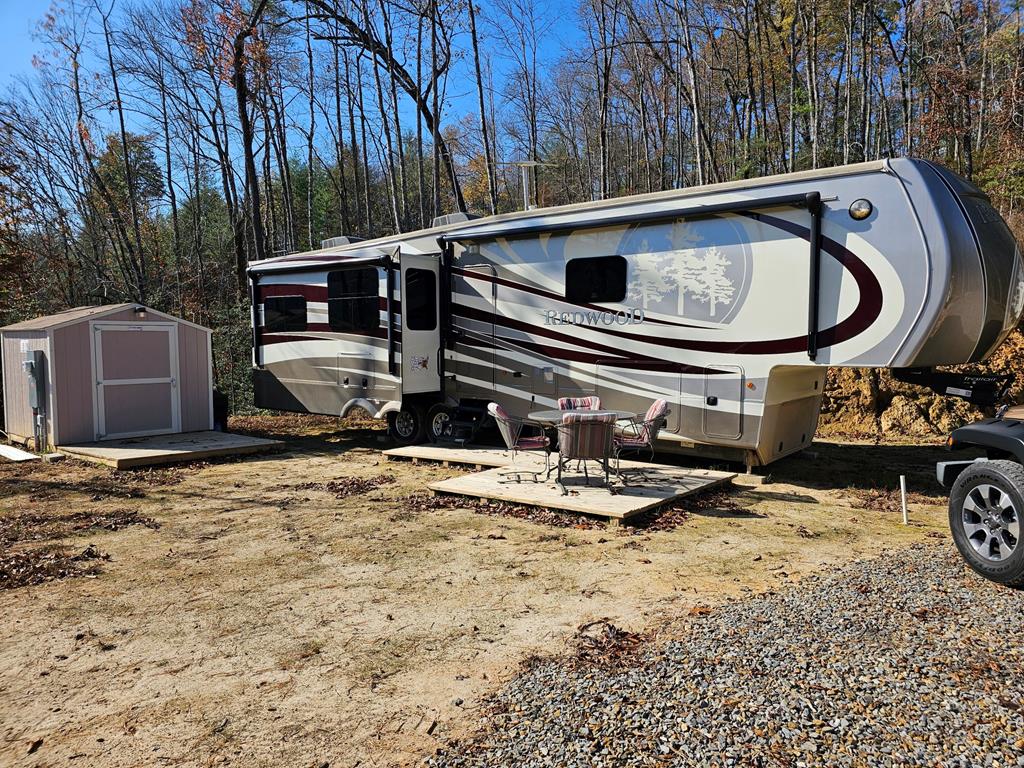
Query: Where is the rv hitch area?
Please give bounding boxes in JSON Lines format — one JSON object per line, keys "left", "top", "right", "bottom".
{"left": 1, "top": 413, "right": 1020, "bottom": 767}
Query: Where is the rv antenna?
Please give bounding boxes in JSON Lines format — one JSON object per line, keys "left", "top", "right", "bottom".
{"left": 499, "top": 159, "right": 552, "bottom": 211}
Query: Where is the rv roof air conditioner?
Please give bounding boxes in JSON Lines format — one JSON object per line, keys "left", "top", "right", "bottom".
{"left": 320, "top": 235, "right": 365, "bottom": 249}
{"left": 431, "top": 212, "right": 479, "bottom": 228}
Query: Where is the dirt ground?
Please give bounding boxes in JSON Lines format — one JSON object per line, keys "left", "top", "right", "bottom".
{"left": 0, "top": 415, "right": 961, "bottom": 767}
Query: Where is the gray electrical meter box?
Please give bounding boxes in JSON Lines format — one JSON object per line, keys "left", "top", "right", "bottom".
{"left": 23, "top": 350, "right": 45, "bottom": 412}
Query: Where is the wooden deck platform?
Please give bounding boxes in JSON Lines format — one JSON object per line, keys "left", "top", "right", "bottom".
{"left": 426, "top": 452, "right": 735, "bottom": 525}
{"left": 58, "top": 431, "right": 284, "bottom": 469}
{"left": 383, "top": 444, "right": 515, "bottom": 469}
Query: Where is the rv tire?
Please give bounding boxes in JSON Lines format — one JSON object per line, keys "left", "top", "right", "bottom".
{"left": 426, "top": 404, "right": 455, "bottom": 443}
{"left": 948, "top": 460, "right": 1024, "bottom": 588}
{"left": 388, "top": 405, "right": 425, "bottom": 446}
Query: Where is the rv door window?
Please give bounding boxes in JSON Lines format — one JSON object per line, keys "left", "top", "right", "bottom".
{"left": 328, "top": 268, "right": 379, "bottom": 333}
{"left": 263, "top": 295, "right": 307, "bottom": 332}
{"left": 404, "top": 268, "right": 437, "bottom": 331}
{"left": 565, "top": 255, "right": 627, "bottom": 303}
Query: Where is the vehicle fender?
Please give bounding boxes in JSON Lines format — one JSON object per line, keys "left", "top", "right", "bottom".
{"left": 373, "top": 400, "right": 403, "bottom": 419}
{"left": 340, "top": 398, "right": 402, "bottom": 420}
{"left": 936, "top": 459, "right": 984, "bottom": 488}
{"left": 948, "top": 417, "right": 1024, "bottom": 464}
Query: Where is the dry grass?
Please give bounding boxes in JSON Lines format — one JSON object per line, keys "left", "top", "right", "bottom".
{"left": 0, "top": 417, "right": 953, "bottom": 767}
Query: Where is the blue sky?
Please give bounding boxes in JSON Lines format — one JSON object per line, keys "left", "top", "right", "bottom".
{"left": 0, "top": 0, "right": 585, "bottom": 100}
{"left": 0, "top": 0, "right": 584, "bottom": 167}
{"left": 0, "top": 1, "right": 47, "bottom": 85}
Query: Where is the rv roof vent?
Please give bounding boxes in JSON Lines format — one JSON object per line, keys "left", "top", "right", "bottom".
{"left": 431, "top": 212, "right": 480, "bottom": 228}
{"left": 320, "top": 235, "right": 364, "bottom": 249}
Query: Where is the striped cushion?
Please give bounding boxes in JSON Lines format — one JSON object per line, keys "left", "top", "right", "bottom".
{"left": 517, "top": 435, "right": 549, "bottom": 450}
{"left": 487, "top": 402, "right": 517, "bottom": 450}
{"left": 559, "top": 411, "right": 615, "bottom": 460}
{"left": 636, "top": 399, "right": 668, "bottom": 442}
{"left": 558, "top": 396, "right": 602, "bottom": 411}
{"left": 488, "top": 402, "right": 548, "bottom": 452}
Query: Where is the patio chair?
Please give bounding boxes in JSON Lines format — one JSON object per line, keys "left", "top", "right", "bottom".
{"left": 614, "top": 398, "right": 668, "bottom": 470}
{"left": 557, "top": 395, "right": 602, "bottom": 411}
{"left": 487, "top": 402, "right": 551, "bottom": 482}
{"left": 555, "top": 411, "right": 616, "bottom": 494}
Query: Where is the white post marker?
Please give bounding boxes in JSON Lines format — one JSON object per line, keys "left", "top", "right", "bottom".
{"left": 899, "top": 475, "right": 909, "bottom": 525}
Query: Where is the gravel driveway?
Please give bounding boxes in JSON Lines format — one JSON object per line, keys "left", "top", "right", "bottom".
{"left": 431, "top": 545, "right": 1024, "bottom": 767}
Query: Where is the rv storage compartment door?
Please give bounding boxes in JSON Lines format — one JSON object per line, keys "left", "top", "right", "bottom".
{"left": 703, "top": 366, "right": 743, "bottom": 440}
{"left": 400, "top": 254, "right": 442, "bottom": 395}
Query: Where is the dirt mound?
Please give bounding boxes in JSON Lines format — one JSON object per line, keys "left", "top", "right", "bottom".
{"left": 818, "top": 329, "right": 1024, "bottom": 439}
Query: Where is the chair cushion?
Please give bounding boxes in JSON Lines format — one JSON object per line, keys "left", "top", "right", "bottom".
{"left": 645, "top": 399, "right": 669, "bottom": 423}
{"left": 562, "top": 411, "right": 616, "bottom": 424}
{"left": 516, "top": 435, "right": 549, "bottom": 450}
{"left": 559, "top": 411, "right": 615, "bottom": 459}
{"left": 558, "top": 396, "right": 602, "bottom": 411}
{"left": 488, "top": 402, "right": 510, "bottom": 421}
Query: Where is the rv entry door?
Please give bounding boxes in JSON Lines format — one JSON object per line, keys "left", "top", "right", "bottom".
{"left": 400, "top": 253, "right": 441, "bottom": 395}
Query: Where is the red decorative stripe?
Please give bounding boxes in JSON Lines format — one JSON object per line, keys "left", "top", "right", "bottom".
{"left": 452, "top": 267, "right": 701, "bottom": 329}
{"left": 454, "top": 303, "right": 719, "bottom": 374}
{"left": 455, "top": 217, "right": 884, "bottom": 356}
{"left": 257, "top": 285, "right": 397, "bottom": 314}
{"left": 259, "top": 284, "right": 328, "bottom": 301}
{"left": 260, "top": 327, "right": 397, "bottom": 345}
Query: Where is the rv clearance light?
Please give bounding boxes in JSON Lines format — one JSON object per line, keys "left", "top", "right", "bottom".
{"left": 849, "top": 199, "right": 873, "bottom": 220}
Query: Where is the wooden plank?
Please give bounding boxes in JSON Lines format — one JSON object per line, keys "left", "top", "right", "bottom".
{"left": 382, "top": 445, "right": 517, "bottom": 468}
{"left": 0, "top": 444, "right": 39, "bottom": 462}
{"left": 428, "top": 463, "right": 735, "bottom": 521}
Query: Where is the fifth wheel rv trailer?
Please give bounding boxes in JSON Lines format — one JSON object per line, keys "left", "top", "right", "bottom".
{"left": 247, "top": 158, "right": 1024, "bottom": 471}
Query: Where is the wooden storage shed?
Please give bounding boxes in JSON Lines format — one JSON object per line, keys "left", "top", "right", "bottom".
{"left": 1, "top": 304, "right": 213, "bottom": 448}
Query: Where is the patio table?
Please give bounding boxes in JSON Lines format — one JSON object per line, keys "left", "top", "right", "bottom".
{"left": 528, "top": 409, "right": 636, "bottom": 424}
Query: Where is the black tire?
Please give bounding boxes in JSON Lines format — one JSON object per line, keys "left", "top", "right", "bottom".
{"left": 948, "top": 459, "right": 1024, "bottom": 588}
{"left": 387, "top": 404, "right": 425, "bottom": 445}
{"left": 426, "top": 403, "right": 455, "bottom": 443}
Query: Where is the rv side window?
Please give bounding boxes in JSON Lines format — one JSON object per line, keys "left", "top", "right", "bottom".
{"left": 405, "top": 268, "right": 437, "bottom": 331}
{"left": 328, "top": 268, "right": 379, "bottom": 333}
{"left": 263, "top": 296, "right": 307, "bottom": 332}
{"left": 565, "top": 256, "right": 627, "bottom": 303}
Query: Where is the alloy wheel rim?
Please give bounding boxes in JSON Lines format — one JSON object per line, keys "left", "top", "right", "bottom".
{"left": 395, "top": 411, "right": 416, "bottom": 437}
{"left": 962, "top": 483, "right": 1020, "bottom": 562}
{"left": 432, "top": 412, "right": 451, "bottom": 437}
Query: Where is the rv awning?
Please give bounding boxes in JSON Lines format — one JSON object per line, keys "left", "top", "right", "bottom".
{"left": 247, "top": 249, "right": 393, "bottom": 276}
{"left": 438, "top": 192, "right": 816, "bottom": 244}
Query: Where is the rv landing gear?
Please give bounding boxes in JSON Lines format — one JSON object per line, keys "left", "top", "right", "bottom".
{"left": 426, "top": 404, "right": 455, "bottom": 443}
{"left": 388, "top": 405, "right": 425, "bottom": 445}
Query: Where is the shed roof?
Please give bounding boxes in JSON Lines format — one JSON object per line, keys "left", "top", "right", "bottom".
{"left": 0, "top": 304, "right": 211, "bottom": 333}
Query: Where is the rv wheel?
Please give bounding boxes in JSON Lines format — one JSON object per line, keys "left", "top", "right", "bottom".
{"left": 948, "top": 460, "right": 1024, "bottom": 588}
{"left": 426, "top": 404, "right": 455, "bottom": 443}
{"left": 388, "top": 405, "right": 425, "bottom": 445}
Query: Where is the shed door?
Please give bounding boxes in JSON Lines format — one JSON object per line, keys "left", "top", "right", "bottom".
{"left": 93, "top": 323, "right": 180, "bottom": 440}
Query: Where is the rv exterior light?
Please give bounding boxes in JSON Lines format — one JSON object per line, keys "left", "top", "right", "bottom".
{"left": 133, "top": 305, "right": 147, "bottom": 319}
{"left": 849, "top": 198, "right": 873, "bottom": 220}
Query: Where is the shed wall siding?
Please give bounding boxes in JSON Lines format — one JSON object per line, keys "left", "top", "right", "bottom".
{"left": 178, "top": 325, "right": 213, "bottom": 432}
{"left": 53, "top": 322, "right": 96, "bottom": 443}
{"left": 1, "top": 331, "right": 49, "bottom": 442}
